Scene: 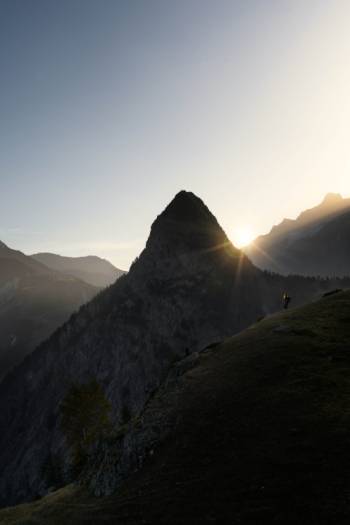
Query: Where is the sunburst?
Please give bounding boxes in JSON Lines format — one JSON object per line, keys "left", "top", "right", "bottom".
{"left": 231, "top": 227, "right": 255, "bottom": 248}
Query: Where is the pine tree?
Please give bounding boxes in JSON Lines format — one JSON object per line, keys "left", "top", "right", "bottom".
{"left": 60, "top": 380, "right": 112, "bottom": 473}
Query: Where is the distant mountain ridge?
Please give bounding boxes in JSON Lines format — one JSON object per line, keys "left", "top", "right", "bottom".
{"left": 245, "top": 193, "right": 350, "bottom": 276}
{"left": 0, "top": 241, "right": 52, "bottom": 281}
{"left": 31, "top": 253, "right": 125, "bottom": 288}
{"left": 0, "top": 242, "right": 99, "bottom": 380}
{"left": 0, "top": 190, "right": 349, "bottom": 507}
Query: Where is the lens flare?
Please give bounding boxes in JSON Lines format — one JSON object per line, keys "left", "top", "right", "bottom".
{"left": 231, "top": 227, "right": 255, "bottom": 248}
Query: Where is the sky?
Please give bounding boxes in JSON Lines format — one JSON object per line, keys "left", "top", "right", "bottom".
{"left": 1, "top": 0, "right": 350, "bottom": 269}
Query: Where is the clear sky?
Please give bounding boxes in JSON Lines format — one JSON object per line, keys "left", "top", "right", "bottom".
{"left": 1, "top": 0, "right": 350, "bottom": 269}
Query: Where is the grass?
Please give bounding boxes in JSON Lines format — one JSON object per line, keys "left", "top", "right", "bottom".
{"left": 2, "top": 290, "right": 350, "bottom": 524}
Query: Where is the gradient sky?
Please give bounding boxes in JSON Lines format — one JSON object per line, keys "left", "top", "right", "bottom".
{"left": 1, "top": 0, "right": 350, "bottom": 269}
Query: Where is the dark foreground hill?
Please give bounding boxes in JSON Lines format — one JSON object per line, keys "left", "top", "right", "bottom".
{"left": 245, "top": 193, "right": 350, "bottom": 276}
{"left": 31, "top": 253, "right": 125, "bottom": 288}
{"left": 2, "top": 290, "right": 350, "bottom": 524}
{"left": 0, "top": 242, "right": 98, "bottom": 379}
{"left": 0, "top": 191, "right": 349, "bottom": 508}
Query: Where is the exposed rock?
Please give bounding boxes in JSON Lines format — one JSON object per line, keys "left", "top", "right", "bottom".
{"left": 272, "top": 325, "right": 292, "bottom": 334}
{"left": 81, "top": 354, "right": 193, "bottom": 497}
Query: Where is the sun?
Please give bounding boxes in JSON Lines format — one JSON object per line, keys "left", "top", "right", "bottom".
{"left": 231, "top": 227, "right": 255, "bottom": 248}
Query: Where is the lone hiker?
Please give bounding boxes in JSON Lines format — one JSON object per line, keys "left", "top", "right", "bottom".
{"left": 283, "top": 292, "right": 291, "bottom": 310}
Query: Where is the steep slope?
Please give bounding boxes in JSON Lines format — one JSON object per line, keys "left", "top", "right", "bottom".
{"left": 245, "top": 193, "right": 350, "bottom": 276}
{"left": 31, "top": 253, "right": 125, "bottom": 288}
{"left": 0, "top": 191, "right": 348, "bottom": 508}
{"left": 2, "top": 290, "right": 350, "bottom": 524}
{"left": 0, "top": 242, "right": 98, "bottom": 379}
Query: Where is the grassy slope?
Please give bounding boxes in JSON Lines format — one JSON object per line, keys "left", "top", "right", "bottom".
{"left": 2, "top": 290, "right": 350, "bottom": 524}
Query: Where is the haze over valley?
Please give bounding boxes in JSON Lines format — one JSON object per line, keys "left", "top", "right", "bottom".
{"left": 0, "top": 242, "right": 123, "bottom": 378}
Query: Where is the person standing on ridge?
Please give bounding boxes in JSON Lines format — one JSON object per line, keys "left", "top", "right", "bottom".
{"left": 283, "top": 292, "right": 291, "bottom": 310}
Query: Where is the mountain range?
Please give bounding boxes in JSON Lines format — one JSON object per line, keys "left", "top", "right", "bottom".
{"left": 31, "top": 253, "right": 125, "bottom": 288}
{"left": 0, "top": 243, "right": 123, "bottom": 379}
{"left": 245, "top": 193, "right": 350, "bottom": 277}
{"left": 0, "top": 190, "right": 349, "bottom": 507}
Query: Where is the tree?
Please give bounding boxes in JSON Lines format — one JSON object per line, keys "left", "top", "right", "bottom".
{"left": 60, "top": 379, "right": 112, "bottom": 473}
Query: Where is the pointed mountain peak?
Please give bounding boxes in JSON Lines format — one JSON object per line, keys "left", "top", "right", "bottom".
{"left": 160, "top": 190, "right": 219, "bottom": 224}
{"left": 0, "top": 240, "right": 9, "bottom": 250}
{"left": 147, "top": 191, "right": 231, "bottom": 253}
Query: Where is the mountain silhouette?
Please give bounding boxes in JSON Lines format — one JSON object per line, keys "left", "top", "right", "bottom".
{"left": 0, "top": 242, "right": 99, "bottom": 379}
{"left": 31, "top": 253, "right": 125, "bottom": 288}
{"left": 0, "top": 191, "right": 349, "bottom": 506}
{"left": 245, "top": 193, "right": 350, "bottom": 276}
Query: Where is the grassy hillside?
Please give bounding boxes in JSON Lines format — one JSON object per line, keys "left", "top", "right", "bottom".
{"left": 2, "top": 290, "right": 350, "bottom": 524}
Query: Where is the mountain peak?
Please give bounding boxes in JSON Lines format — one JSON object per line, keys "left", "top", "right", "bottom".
{"left": 148, "top": 191, "right": 230, "bottom": 252}
{"left": 322, "top": 192, "right": 343, "bottom": 204}
{"left": 160, "top": 190, "right": 214, "bottom": 223}
{"left": 0, "top": 240, "right": 8, "bottom": 250}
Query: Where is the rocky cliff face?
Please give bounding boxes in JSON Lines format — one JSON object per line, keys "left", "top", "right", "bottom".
{"left": 0, "top": 191, "right": 348, "bottom": 507}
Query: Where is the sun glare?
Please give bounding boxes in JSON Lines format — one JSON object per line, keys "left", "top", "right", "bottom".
{"left": 232, "top": 227, "right": 255, "bottom": 248}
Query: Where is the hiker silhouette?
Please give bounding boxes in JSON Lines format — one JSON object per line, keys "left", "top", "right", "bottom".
{"left": 283, "top": 292, "right": 291, "bottom": 310}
